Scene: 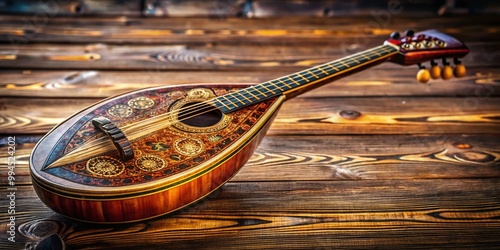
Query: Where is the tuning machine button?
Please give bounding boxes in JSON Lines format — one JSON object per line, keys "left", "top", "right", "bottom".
{"left": 453, "top": 58, "right": 466, "bottom": 77}
{"left": 440, "top": 58, "right": 453, "bottom": 80}
{"left": 390, "top": 31, "right": 401, "bottom": 40}
{"left": 404, "top": 29, "right": 415, "bottom": 37}
{"left": 430, "top": 60, "right": 441, "bottom": 79}
{"left": 416, "top": 63, "right": 430, "bottom": 84}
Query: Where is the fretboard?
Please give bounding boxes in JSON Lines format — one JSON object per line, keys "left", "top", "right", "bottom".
{"left": 214, "top": 44, "right": 399, "bottom": 113}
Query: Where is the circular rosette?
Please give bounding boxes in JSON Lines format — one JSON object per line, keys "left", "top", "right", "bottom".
{"left": 174, "top": 138, "right": 204, "bottom": 156}
{"left": 135, "top": 155, "right": 167, "bottom": 172}
{"left": 86, "top": 156, "right": 125, "bottom": 178}
{"left": 107, "top": 104, "right": 133, "bottom": 118}
{"left": 128, "top": 96, "right": 155, "bottom": 110}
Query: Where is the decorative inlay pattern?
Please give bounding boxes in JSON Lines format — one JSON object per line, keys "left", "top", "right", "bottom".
{"left": 187, "top": 88, "right": 212, "bottom": 99}
{"left": 86, "top": 156, "right": 125, "bottom": 177}
{"left": 136, "top": 155, "right": 167, "bottom": 172}
{"left": 128, "top": 96, "right": 155, "bottom": 110}
{"left": 107, "top": 104, "right": 133, "bottom": 118}
{"left": 170, "top": 88, "right": 232, "bottom": 133}
{"left": 174, "top": 138, "right": 204, "bottom": 156}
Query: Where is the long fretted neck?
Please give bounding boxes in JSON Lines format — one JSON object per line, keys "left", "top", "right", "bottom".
{"left": 214, "top": 44, "right": 399, "bottom": 113}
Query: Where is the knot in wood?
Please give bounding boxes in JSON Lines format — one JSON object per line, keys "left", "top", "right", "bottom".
{"left": 339, "top": 110, "right": 361, "bottom": 120}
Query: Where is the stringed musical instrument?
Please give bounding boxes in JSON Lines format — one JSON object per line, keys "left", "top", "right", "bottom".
{"left": 30, "top": 30, "right": 469, "bottom": 223}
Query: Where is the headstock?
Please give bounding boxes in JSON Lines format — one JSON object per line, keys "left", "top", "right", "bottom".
{"left": 385, "top": 29, "right": 469, "bottom": 83}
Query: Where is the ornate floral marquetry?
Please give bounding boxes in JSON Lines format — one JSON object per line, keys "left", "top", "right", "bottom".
{"left": 128, "top": 96, "right": 155, "bottom": 110}
{"left": 42, "top": 85, "right": 278, "bottom": 187}
{"left": 135, "top": 155, "right": 167, "bottom": 172}
{"left": 86, "top": 156, "right": 125, "bottom": 177}
{"left": 174, "top": 138, "right": 204, "bottom": 156}
{"left": 107, "top": 104, "right": 133, "bottom": 118}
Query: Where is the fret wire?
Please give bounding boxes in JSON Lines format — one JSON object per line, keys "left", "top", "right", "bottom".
{"left": 371, "top": 49, "right": 381, "bottom": 56}
{"left": 244, "top": 88, "right": 259, "bottom": 100}
{"left": 226, "top": 93, "right": 245, "bottom": 107}
{"left": 260, "top": 83, "right": 277, "bottom": 94}
{"left": 296, "top": 72, "right": 310, "bottom": 82}
{"left": 228, "top": 93, "right": 246, "bottom": 105}
{"left": 329, "top": 46, "right": 386, "bottom": 70}
{"left": 218, "top": 44, "right": 397, "bottom": 111}
{"left": 325, "top": 64, "right": 339, "bottom": 72}
{"left": 253, "top": 85, "right": 268, "bottom": 97}
{"left": 308, "top": 70, "right": 320, "bottom": 78}
{"left": 236, "top": 91, "right": 252, "bottom": 103}
{"left": 378, "top": 45, "right": 392, "bottom": 53}
{"left": 287, "top": 76, "right": 301, "bottom": 85}
{"left": 302, "top": 71, "right": 320, "bottom": 80}
{"left": 277, "top": 79, "right": 292, "bottom": 88}
{"left": 349, "top": 57, "right": 360, "bottom": 63}
{"left": 214, "top": 98, "right": 230, "bottom": 109}
{"left": 316, "top": 66, "right": 329, "bottom": 75}
{"left": 309, "top": 45, "right": 393, "bottom": 79}
{"left": 360, "top": 53, "right": 372, "bottom": 60}
{"left": 220, "top": 95, "right": 236, "bottom": 108}
{"left": 269, "top": 79, "right": 292, "bottom": 91}
{"left": 338, "top": 60, "right": 350, "bottom": 68}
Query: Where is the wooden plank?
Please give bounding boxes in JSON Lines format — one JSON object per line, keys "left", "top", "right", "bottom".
{"left": 0, "top": 15, "right": 498, "bottom": 45}
{"left": 0, "top": 0, "right": 498, "bottom": 17}
{"left": 143, "top": 0, "right": 438, "bottom": 17}
{"left": 274, "top": 96, "right": 500, "bottom": 135}
{"left": 1, "top": 96, "right": 498, "bottom": 134}
{"left": 1, "top": 67, "right": 498, "bottom": 98}
{"left": 0, "top": 0, "right": 142, "bottom": 16}
{"left": 2, "top": 134, "right": 499, "bottom": 185}
{"left": 0, "top": 14, "right": 497, "bottom": 29}
{"left": 0, "top": 42, "right": 497, "bottom": 70}
{"left": 0, "top": 179, "right": 498, "bottom": 249}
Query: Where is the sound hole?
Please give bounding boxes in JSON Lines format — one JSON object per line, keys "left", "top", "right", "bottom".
{"left": 178, "top": 102, "right": 223, "bottom": 127}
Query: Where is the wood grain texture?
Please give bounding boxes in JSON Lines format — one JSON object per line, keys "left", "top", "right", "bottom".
{"left": 0, "top": 0, "right": 498, "bottom": 17}
{"left": 0, "top": 68, "right": 499, "bottom": 98}
{"left": 2, "top": 134, "right": 499, "bottom": 186}
{"left": 1, "top": 97, "right": 499, "bottom": 134}
{"left": 0, "top": 179, "right": 499, "bottom": 249}
{"left": 0, "top": 11, "right": 499, "bottom": 250}
{"left": 0, "top": 0, "right": 142, "bottom": 16}
{"left": 1, "top": 15, "right": 499, "bottom": 45}
{"left": 0, "top": 42, "right": 497, "bottom": 70}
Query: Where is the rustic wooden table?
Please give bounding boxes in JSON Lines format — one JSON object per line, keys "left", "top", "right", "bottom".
{"left": 1, "top": 10, "right": 499, "bottom": 250}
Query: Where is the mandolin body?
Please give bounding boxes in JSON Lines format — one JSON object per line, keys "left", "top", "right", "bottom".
{"left": 30, "top": 83, "right": 284, "bottom": 223}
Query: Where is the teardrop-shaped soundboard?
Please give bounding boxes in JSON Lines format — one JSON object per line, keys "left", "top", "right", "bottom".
{"left": 30, "top": 83, "right": 284, "bottom": 223}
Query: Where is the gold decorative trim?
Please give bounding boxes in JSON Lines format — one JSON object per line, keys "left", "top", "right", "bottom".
{"left": 174, "top": 138, "right": 204, "bottom": 156}
{"left": 187, "top": 88, "right": 212, "bottom": 99}
{"left": 128, "top": 96, "right": 155, "bottom": 110}
{"left": 169, "top": 88, "right": 231, "bottom": 133}
{"left": 86, "top": 156, "right": 125, "bottom": 177}
{"left": 135, "top": 155, "right": 167, "bottom": 172}
{"left": 30, "top": 84, "right": 285, "bottom": 198}
{"left": 107, "top": 104, "right": 133, "bottom": 118}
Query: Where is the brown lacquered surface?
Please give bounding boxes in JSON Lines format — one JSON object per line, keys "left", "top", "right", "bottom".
{"left": 1, "top": 9, "right": 499, "bottom": 249}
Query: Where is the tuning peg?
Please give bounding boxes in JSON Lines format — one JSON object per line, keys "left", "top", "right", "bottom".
{"left": 453, "top": 58, "right": 466, "bottom": 77}
{"left": 430, "top": 60, "right": 441, "bottom": 79}
{"left": 441, "top": 59, "right": 453, "bottom": 80}
{"left": 416, "top": 64, "right": 430, "bottom": 84}
{"left": 390, "top": 31, "right": 401, "bottom": 40}
{"left": 404, "top": 29, "right": 415, "bottom": 37}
